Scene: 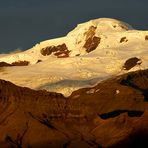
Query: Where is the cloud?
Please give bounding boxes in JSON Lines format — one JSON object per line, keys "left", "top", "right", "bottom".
{"left": 8, "top": 48, "right": 22, "bottom": 54}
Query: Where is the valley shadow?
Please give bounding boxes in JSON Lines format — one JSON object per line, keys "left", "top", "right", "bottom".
{"left": 110, "top": 128, "right": 148, "bottom": 148}
{"left": 99, "top": 110, "right": 144, "bottom": 119}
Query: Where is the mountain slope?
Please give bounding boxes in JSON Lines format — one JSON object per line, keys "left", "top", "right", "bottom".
{"left": 0, "top": 69, "right": 148, "bottom": 147}
{"left": 0, "top": 18, "right": 148, "bottom": 96}
{"left": 0, "top": 18, "right": 148, "bottom": 147}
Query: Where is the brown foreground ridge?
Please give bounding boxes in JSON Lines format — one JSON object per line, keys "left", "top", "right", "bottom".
{"left": 0, "top": 69, "right": 148, "bottom": 147}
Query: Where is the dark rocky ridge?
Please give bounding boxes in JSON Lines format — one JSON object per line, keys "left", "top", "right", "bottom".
{"left": 0, "top": 69, "right": 148, "bottom": 147}
{"left": 122, "top": 57, "right": 142, "bottom": 70}
{"left": 40, "top": 43, "right": 70, "bottom": 58}
{"left": 83, "top": 26, "right": 101, "bottom": 53}
{"left": 0, "top": 61, "right": 29, "bottom": 67}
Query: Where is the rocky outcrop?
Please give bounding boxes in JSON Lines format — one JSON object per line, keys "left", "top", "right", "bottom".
{"left": 0, "top": 61, "right": 29, "bottom": 67}
{"left": 83, "top": 26, "right": 101, "bottom": 53}
{"left": 120, "top": 37, "right": 128, "bottom": 43}
{"left": 0, "top": 69, "right": 148, "bottom": 147}
{"left": 84, "top": 36, "right": 101, "bottom": 53}
{"left": 40, "top": 43, "right": 70, "bottom": 58}
{"left": 122, "top": 57, "right": 142, "bottom": 70}
{"left": 145, "top": 35, "right": 148, "bottom": 40}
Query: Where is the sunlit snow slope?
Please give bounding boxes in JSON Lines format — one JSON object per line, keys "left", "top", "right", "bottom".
{"left": 0, "top": 18, "right": 148, "bottom": 96}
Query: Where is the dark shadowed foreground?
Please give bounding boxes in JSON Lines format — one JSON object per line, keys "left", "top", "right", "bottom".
{"left": 0, "top": 69, "right": 148, "bottom": 148}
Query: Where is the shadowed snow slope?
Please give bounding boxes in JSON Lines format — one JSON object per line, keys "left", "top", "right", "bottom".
{"left": 0, "top": 18, "right": 148, "bottom": 96}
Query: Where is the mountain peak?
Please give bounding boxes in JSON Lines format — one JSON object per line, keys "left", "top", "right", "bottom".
{"left": 0, "top": 18, "right": 137, "bottom": 65}
{"left": 68, "top": 18, "right": 133, "bottom": 37}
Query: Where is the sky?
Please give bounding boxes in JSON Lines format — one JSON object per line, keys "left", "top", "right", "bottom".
{"left": 0, "top": 0, "right": 148, "bottom": 53}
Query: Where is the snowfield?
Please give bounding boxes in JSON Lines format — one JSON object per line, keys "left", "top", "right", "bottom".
{"left": 0, "top": 18, "right": 148, "bottom": 96}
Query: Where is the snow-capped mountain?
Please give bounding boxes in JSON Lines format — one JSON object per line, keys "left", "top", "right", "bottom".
{"left": 0, "top": 18, "right": 148, "bottom": 96}
{"left": 0, "top": 18, "right": 148, "bottom": 148}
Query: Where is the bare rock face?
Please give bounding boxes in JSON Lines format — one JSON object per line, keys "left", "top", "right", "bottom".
{"left": 0, "top": 61, "right": 29, "bottom": 67}
{"left": 123, "top": 57, "right": 142, "bottom": 70}
{"left": 145, "top": 35, "right": 148, "bottom": 40}
{"left": 120, "top": 37, "right": 128, "bottom": 43}
{"left": 84, "top": 36, "right": 101, "bottom": 53}
{"left": 83, "top": 26, "right": 101, "bottom": 53}
{"left": 0, "top": 62, "right": 12, "bottom": 67}
{"left": 40, "top": 43, "right": 70, "bottom": 58}
{"left": 0, "top": 69, "right": 148, "bottom": 147}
